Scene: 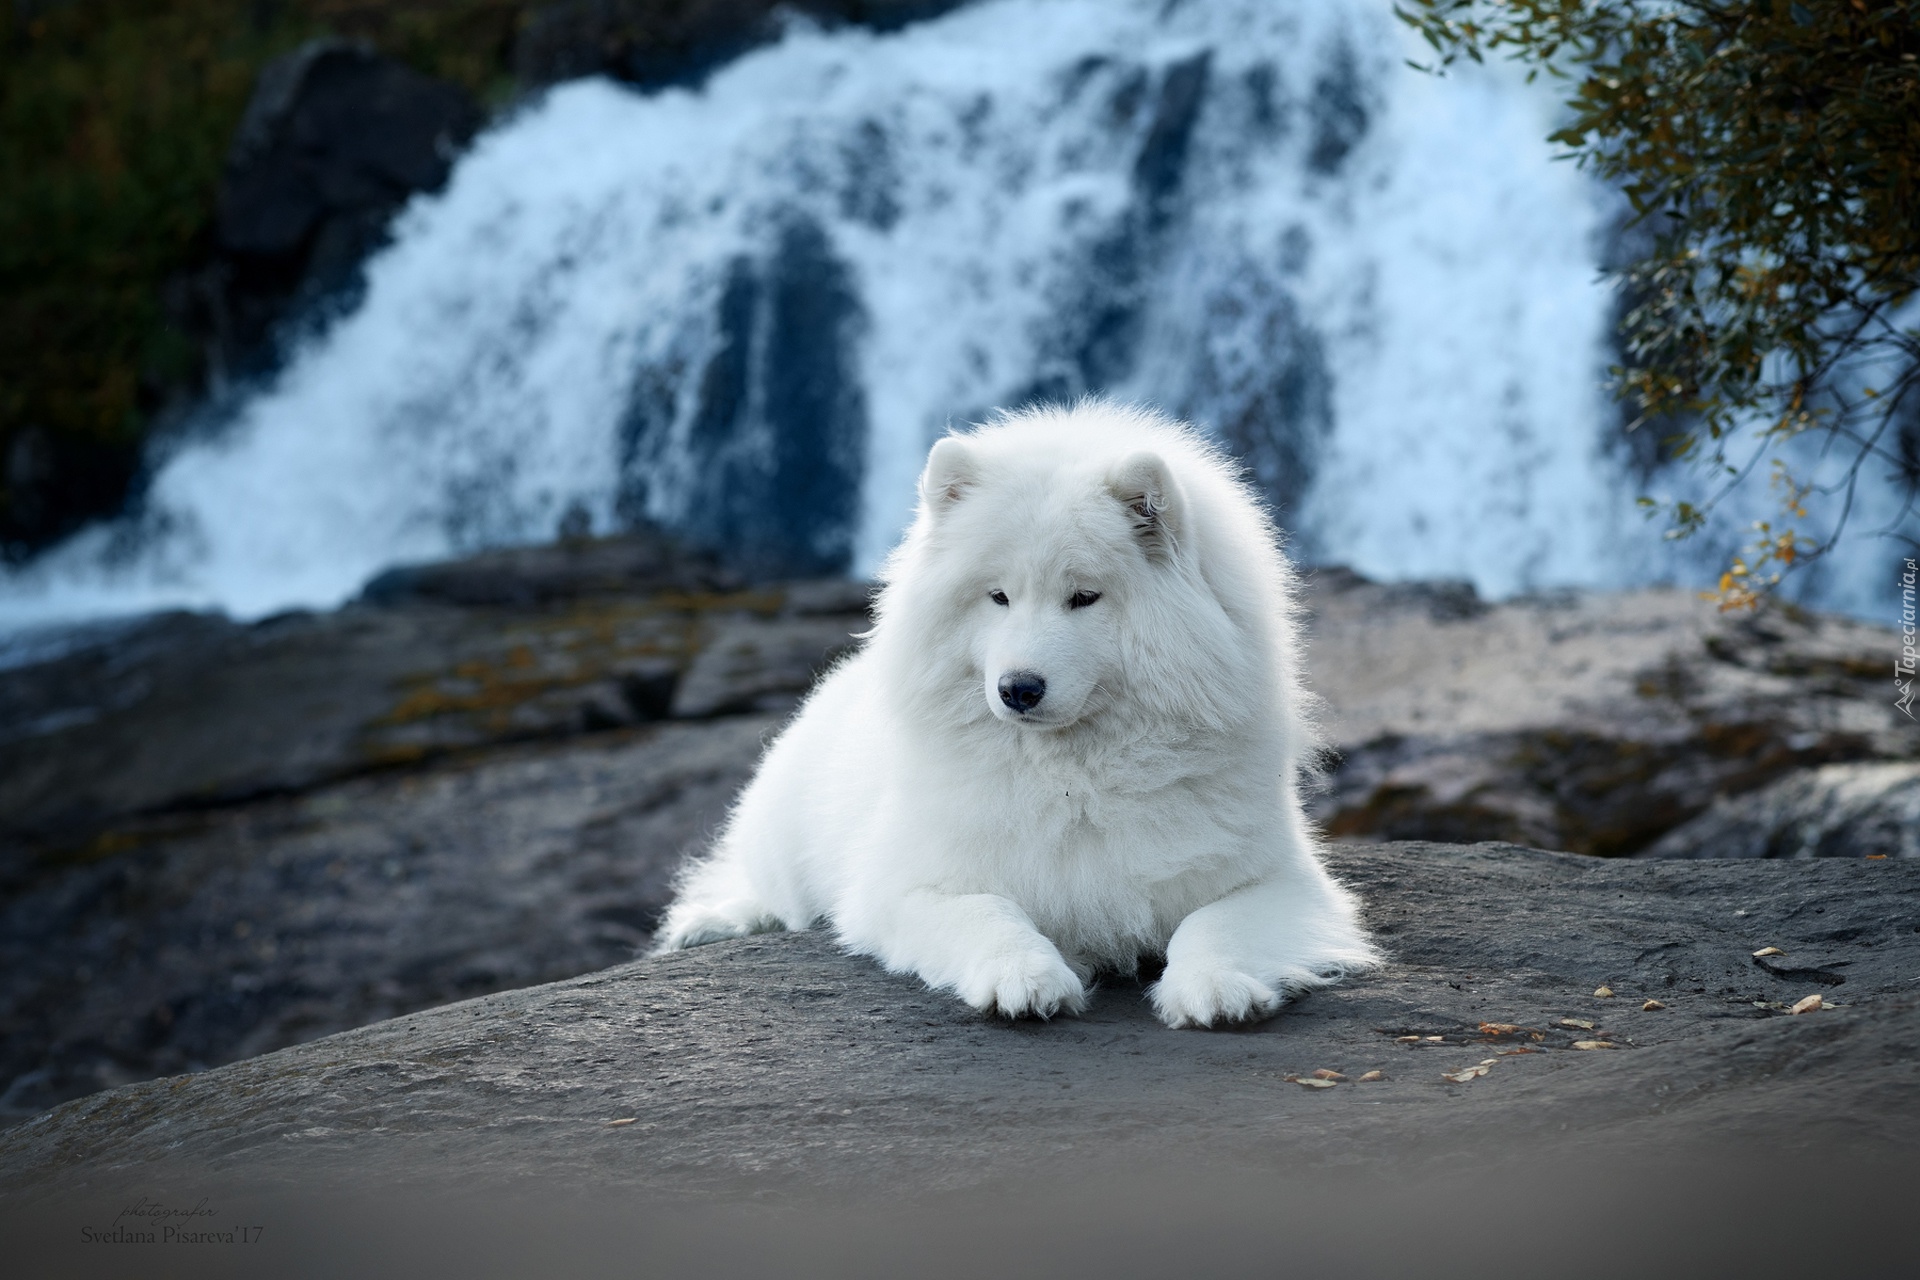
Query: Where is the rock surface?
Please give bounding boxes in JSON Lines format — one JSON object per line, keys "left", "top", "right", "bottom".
{"left": 177, "top": 39, "right": 481, "bottom": 382}
{"left": 8, "top": 553, "right": 1911, "bottom": 862}
{"left": 512, "top": 0, "right": 967, "bottom": 87}
{"left": 1305, "top": 570, "right": 1917, "bottom": 855}
{"left": 4, "top": 842, "right": 1917, "bottom": 1203}
{"left": 0, "top": 720, "right": 773, "bottom": 1120}
{"left": 2, "top": 540, "right": 1914, "bottom": 1125}
{"left": 0, "top": 530, "right": 862, "bottom": 854}
{"left": 1639, "top": 760, "right": 1920, "bottom": 860}
{"left": 0, "top": 537, "right": 868, "bottom": 1120}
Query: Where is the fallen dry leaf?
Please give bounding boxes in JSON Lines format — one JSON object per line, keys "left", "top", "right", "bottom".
{"left": 1593, "top": 986, "right": 1615, "bottom": 998}
{"left": 1311, "top": 1069, "right": 1346, "bottom": 1081}
{"left": 1571, "top": 1040, "right": 1617, "bottom": 1050}
{"left": 1443, "top": 1063, "right": 1493, "bottom": 1083}
{"left": 1558, "top": 1018, "right": 1595, "bottom": 1029}
{"left": 1641, "top": 999, "right": 1666, "bottom": 1012}
{"left": 1791, "top": 994, "right": 1824, "bottom": 1014}
{"left": 1479, "top": 1022, "right": 1523, "bottom": 1036}
{"left": 1358, "top": 1070, "right": 1385, "bottom": 1082}
{"left": 1424, "top": 1035, "right": 1445, "bottom": 1042}
{"left": 1395, "top": 1035, "right": 1421, "bottom": 1043}
{"left": 1753, "top": 947, "right": 1786, "bottom": 958}
{"left": 607, "top": 1118, "right": 637, "bottom": 1127}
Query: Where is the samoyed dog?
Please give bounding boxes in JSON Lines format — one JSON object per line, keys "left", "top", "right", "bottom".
{"left": 655, "top": 401, "right": 1377, "bottom": 1027}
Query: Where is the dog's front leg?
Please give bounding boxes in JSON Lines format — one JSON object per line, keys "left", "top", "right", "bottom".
{"left": 842, "top": 889, "right": 1087, "bottom": 1019}
{"left": 1151, "top": 871, "right": 1376, "bottom": 1029}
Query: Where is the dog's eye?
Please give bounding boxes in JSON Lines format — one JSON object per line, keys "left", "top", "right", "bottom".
{"left": 989, "top": 590, "right": 1009, "bottom": 606}
{"left": 1068, "top": 590, "right": 1102, "bottom": 609}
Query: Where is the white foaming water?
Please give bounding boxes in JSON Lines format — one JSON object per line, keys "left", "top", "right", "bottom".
{"left": 0, "top": 0, "right": 1892, "bottom": 633}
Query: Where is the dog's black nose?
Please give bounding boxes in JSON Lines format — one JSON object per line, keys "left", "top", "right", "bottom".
{"left": 998, "top": 672, "right": 1047, "bottom": 713}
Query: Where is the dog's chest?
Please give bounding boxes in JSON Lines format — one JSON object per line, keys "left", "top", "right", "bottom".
{"left": 996, "top": 771, "right": 1245, "bottom": 886}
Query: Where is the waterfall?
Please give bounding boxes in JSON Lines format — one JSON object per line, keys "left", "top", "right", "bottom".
{"left": 0, "top": 0, "right": 1900, "bottom": 632}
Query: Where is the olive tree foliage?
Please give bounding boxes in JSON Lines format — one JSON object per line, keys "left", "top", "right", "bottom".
{"left": 1397, "top": 0, "right": 1920, "bottom": 607}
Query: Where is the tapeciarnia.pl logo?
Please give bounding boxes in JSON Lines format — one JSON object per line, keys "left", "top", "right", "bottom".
{"left": 1898, "top": 557, "right": 1917, "bottom": 720}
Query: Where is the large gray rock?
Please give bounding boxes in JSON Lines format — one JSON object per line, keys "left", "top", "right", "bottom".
{"left": 0, "top": 531, "right": 867, "bottom": 856}
{"left": 1639, "top": 760, "right": 1920, "bottom": 860}
{"left": 0, "top": 719, "right": 774, "bottom": 1121}
{"left": 1304, "top": 572, "right": 1917, "bottom": 854}
{"left": 0, "top": 534, "right": 880, "bottom": 1119}
{"left": 3, "top": 842, "right": 1916, "bottom": 1204}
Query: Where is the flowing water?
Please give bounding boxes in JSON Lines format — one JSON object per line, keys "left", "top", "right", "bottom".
{"left": 1, "top": 0, "right": 1905, "bottom": 634}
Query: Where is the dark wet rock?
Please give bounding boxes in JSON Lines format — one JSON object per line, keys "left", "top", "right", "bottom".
{"left": 1011, "top": 51, "right": 1335, "bottom": 526}
{"left": 0, "top": 720, "right": 770, "bottom": 1122}
{"left": 1015, "top": 53, "right": 1221, "bottom": 406}
{"left": 174, "top": 41, "right": 481, "bottom": 381}
{"left": 218, "top": 41, "right": 479, "bottom": 261}
{"left": 672, "top": 611, "right": 867, "bottom": 718}
{"left": 1304, "top": 572, "right": 1918, "bottom": 855}
{"left": 0, "top": 534, "right": 868, "bottom": 855}
{"left": 0, "top": 530, "right": 877, "bottom": 1120}
{"left": 1133, "top": 51, "right": 1212, "bottom": 230}
{"left": 357, "top": 525, "right": 739, "bottom": 607}
{"left": 838, "top": 116, "right": 903, "bottom": 231}
{"left": 1306, "top": 37, "right": 1369, "bottom": 175}
{"left": 1638, "top": 761, "right": 1920, "bottom": 860}
{"left": 620, "top": 216, "right": 870, "bottom": 577}
{"left": 1183, "top": 273, "right": 1332, "bottom": 523}
{"left": 513, "top": 0, "right": 968, "bottom": 89}
{"left": 1240, "top": 59, "right": 1288, "bottom": 137}
{"left": 4, "top": 842, "right": 1917, "bottom": 1198}
{"left": 0, "top": 423, "right": 143, "bottom": 561}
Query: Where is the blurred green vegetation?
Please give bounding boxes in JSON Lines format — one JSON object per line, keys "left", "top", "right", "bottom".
{"left": 0, "top": 0, "right": 522, "bottom": 553}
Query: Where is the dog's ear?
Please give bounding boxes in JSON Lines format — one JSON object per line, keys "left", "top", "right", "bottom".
{"left": 1108, "top": 451, "right": 1182, "bottom": 560}
{"left": 919, "top": 436, "right": 979, "bottom": 513}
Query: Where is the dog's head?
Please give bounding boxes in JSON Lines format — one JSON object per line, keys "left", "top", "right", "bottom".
{"left": 871, "top": 401, "right": 1259, "bottom": 740}
{"left": 912, "top": 435, "right": 1187, "bottom": 730}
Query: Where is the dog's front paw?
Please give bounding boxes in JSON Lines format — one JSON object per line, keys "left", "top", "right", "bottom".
{"left": 652, "top": 897, "right": 781, "bottom": 953}
{"left": 1149, "top": 962, "right": 1282, "bottom": 1029}
{"left": 954, "top": 942, "right": 1088, "bottom": 1020}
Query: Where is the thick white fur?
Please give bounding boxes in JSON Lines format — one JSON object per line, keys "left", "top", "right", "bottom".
{"left": 654, "top": 401, "right": 1379, "bottom": 1027}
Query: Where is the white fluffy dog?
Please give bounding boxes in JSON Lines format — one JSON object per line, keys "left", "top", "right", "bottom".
{"left": 655, "top": 401, "right": 1377, "bottom": 1027}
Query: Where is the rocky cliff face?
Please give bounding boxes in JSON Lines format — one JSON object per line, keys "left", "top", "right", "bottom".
{"left": 1, "top": 536, "right": 1914, "bottom": 1123}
